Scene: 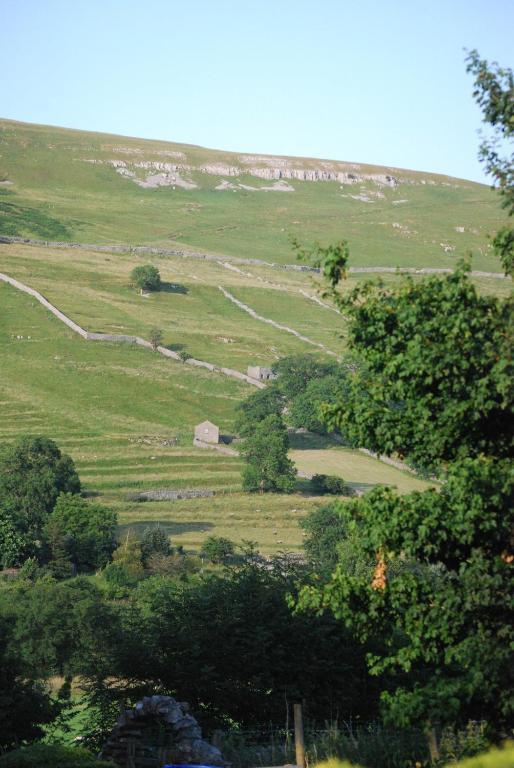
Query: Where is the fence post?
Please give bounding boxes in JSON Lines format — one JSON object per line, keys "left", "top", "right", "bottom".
{"left": 294, "top": 703, "right": 306, "bottom": 768}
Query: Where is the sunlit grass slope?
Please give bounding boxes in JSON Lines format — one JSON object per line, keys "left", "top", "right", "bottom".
{"left": 0, "top": 117, "right": 507, "bottom": 271}
{"left": 0, "top": 278, "right": 433, "bottom": 553}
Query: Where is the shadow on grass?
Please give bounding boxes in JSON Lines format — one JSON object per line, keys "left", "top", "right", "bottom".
{"left": 289, "top": 432, "right": 338, "bottom": 450}
{"left": 118, "top": 520, "right": 214, "bottom": 537}
{"left": 165, "top": 342, "right": 185, "bottom": 352}
{"left": 160, "top": 282, "right": 189, "bottom": 295}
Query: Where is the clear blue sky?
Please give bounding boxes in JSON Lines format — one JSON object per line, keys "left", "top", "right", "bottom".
{"left": 1, "top": 0, "right": 512, "bottom": 182}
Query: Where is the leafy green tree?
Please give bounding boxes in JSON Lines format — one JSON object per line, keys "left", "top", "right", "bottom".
{"left": 320, "top": 264, "right": 513, "bottom": 471}
{"left": 298, "top": 458, "right": 514, "bottom": 731}
{"left": 140, "top": 525, "right": 172, "bottom": 566}
{"left": 272, "top": 354, "right": 337, "bottom": 400}
{"left": 103, "top": 532, "right": 144, "bottom": 596}
{"left": 0, "top": 510, "right": 24, "bottom": 568}
{"left": 130, "top": 264, "right": 161, "bottom": 292}
{"left": 201, "top": 535, "right": 235, "bottom": 564}
{"left": 289, "top": 374, "right": 347, "bottom": 434}
{"left": 235, "top": 385, "right": 284, "bottom": 437}
{"left": 241, "top": 415, "right": 296, "bottom": 492}
{"left": 0, "top": 437, "right": 80, "bottom": 562}
{"left": 466, "top": 50, "right": 514, "bottom": 276}
{"left": 44, "top": 493, "right": 117, "bottom": 573}
{"left": 2, "top": 576, "right": 112, "bottom": 679}
{"left": 300, "top": 502, "right": 354, "bottom": 576}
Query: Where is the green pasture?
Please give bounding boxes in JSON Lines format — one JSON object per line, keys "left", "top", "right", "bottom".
{"left": 0, "top": 117, "right": 508, "bottom": 271}
{"left": 0, "top": 280, "right": 436, "bottom": 553}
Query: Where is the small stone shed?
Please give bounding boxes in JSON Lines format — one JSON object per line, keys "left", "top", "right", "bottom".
{"left": 194, "top": 420, "right": 220, "bottom": 444}
{"left": 247, "top": 365, "right": 277, "bottom": 381}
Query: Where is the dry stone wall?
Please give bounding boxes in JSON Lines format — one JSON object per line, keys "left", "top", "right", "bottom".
{"left": 0, "top": 271, "right": 264, "bottom": 388}
{"left": 1, "top": 236, "right": 509, "bottom": 279}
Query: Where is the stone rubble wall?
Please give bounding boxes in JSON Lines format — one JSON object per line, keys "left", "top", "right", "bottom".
{"left": 193, "top": 438, "right": 239, "bottom": 456}
{"left": 1, "top": 236, "right": 509, "bottom": 280}
{"left": 99, "top": 694, "right": 225, "bottom": 767}
{"left": 218, "top": 285, "right": 340, "bottom": 358}
{"left": 135, "top": 488, "right": 215, "bottom": 501}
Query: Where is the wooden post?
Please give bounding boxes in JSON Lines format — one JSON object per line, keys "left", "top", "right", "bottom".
{"left": 294, "top": 703, "right": 306, "bottom": 768}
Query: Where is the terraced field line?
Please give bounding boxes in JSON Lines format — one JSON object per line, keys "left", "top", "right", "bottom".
{"left": 0, "top": 271, "right": 265, "bottom": 389}
{"left": 1, "top": 236, "right": 510, "bottom": 279}
{"left": 218, "top": 285, "right": 340, "bottom": 358}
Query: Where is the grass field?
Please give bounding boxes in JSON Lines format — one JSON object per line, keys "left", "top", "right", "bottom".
{"left": 0, "top": 117, "right": 509, "bottom": 271}
{"left": 0, "top": 278, "right": 433, "bottom": 553}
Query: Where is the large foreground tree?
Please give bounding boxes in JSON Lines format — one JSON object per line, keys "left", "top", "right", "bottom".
{"left": 297, "top": 52, "right": 514, "bottom": 743}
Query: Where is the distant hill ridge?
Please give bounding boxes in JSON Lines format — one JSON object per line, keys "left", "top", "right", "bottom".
{"left": 0, "top": 117, "right": 507, "bottom": 271}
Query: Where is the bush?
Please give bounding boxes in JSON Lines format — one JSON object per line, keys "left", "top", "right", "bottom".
{"left": 311, "top": 473, "right": 349, "bottom": 495}
{"left": 0, "top": 743, "right": 115, "bottom": 767}
{"left": 201, "top": 535, "right": 235, "bottom": 563}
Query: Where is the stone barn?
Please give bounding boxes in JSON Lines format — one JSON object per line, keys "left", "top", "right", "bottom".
{"left": 194, "top": 420, "right": 220, "bottom": 444}
{"left": 247, "top": 365, "right": 277, "bottom": 382}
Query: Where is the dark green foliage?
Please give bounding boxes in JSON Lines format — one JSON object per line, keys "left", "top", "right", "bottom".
{"left": 0, "top": 511, "right": 24, "bottom": 568}
{"left": 241, "top": 415, "right": 296, "bottom": 492}
{"left": 272, "top": 354, "right": 338, "bottom": 400}
{"left": 44, "top": 493, "right": 117, "bottom": 573}
{"left": 0, "top": 614, "right": 56, "bottom": 750}
{"left": 300, "top": 502, "right": 352, "bottom": 576}
{"left": 235, "top": 386, "right": 284, "bottom": 437}
{"left": 81, "top": 563, "right": 378, "bottom": 730}
{"left": 298, "top": 458, "right": 514, "bottom": 730}
{"left": 0, "top": 190, "right": 70, "bottom": 239}
{"left": 130, "top": 264, "right": 161, "bottom": 291}
{"left": 310, "top": 474, "right": 349, "bottom": 495}
{"left": 0, "top": 744, "right": 115, "bottom": 768}
{"left": 2, "top": 577, "right": 112, "bottom": 678}
{"left": 140, "top": 525, "right": 172, "bottom": 566}
{"left": 289, "top": 375, "right": 343, "bottom": 433}
{"left": 466, "top": 50, "right": 514, "bottom": 277}
{"left": 201, "top": 534, "right": 235, "bottom": 563}
{"left": 0, "top": 436, "right": 80, "bottom": 563}
{"left": 323, "top": 265, "right": 513, "bottom": 471}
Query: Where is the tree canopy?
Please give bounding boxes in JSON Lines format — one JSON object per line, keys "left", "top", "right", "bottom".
{"left": 130, "top": 264, "right": 161, "bottom": 292}
{"left": 0, "top": 436, "right": 80, "bottom": 564}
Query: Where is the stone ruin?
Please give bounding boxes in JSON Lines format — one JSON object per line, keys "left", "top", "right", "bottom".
{"left": 99, "top": 694, "right": 225, "bottom": 767}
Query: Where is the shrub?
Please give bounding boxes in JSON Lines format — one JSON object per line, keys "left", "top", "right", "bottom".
{"left": 201, "top": 535, "right": 235, "bottom": 563}
{"left": 0, "top": 743, "right": 115, "bottom": 767}
{"left": 311, "top": 473, "right": 349, "bottom": 495}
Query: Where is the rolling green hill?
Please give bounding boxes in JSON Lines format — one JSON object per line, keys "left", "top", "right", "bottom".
{"left": 0, "top": 117, "right": 508, "bottom": 270}
{"left": 1, "top": 117, "right": 507, "bottom": 554}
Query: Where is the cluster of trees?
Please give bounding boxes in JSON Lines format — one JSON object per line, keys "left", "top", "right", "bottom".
{"left": 0, "top": 437, "right": 116, "bottom": 575}
{"left": 237, "top": 354, "right": 354, "bottom": 493}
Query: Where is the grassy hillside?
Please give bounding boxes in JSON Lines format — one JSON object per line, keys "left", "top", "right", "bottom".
{"left": 1, "top": 117, "right": 505, "bottom": 554}
{"left": 0, "top": 117, "right": 508, "bottom": 271}
{"left": 0, "top": 269, "right": 433, "bottom": 554}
